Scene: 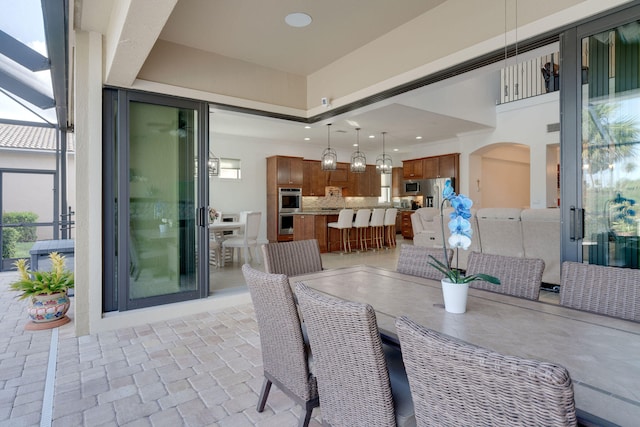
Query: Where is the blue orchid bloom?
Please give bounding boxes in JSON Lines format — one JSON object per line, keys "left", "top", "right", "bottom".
{"left": 442, "top": 179, "right": 455, "bottom": 201}
{"left": 450, "top": 195, "right": 473, "bottom": 219}
{"left": 448, "top": 216, "right": 472, "bottom": 239}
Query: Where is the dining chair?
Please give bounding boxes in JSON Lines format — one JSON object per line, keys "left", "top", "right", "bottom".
{"left": 242, "top": 265, "right": 319, "bottom": 427}
{"left": 208, "top": 228, "right": 224, "bottom": 268}
{"left": 396, "top": 244, "right": 453, "bottom": 281}
{"left": 352, "top": 208, "right": 372, "bottom": 251}
{"left": 395, "top": 316, "right": 577, "bottom": 427}
{"left": 261, "top": 239, "right": 323, "bottom": 277}
{"left": 384, "top": 208, "right": 398, "bottom": 248}
{"left": 369, "top": 208, "right": 386, "bottom": 250}
{"left": 328, "top": 208, "right": 354, "bottom": 253}
{"left": 295, "top": 283, "right": 415, "bottom": 427}
{"left": 560, "top": 261, "right": 640, "bottom": 321}
{"left": 223, "top": 211, "right": 261, "bottom": 264}
{"left": 465, "top": 251, "right": 544, "bottom": 300}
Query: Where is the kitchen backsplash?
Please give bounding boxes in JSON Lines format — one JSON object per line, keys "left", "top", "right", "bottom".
{"left": 303, "top": 196, "right": 390, "bottom": 210}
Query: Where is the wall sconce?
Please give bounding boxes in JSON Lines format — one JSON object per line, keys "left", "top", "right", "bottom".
{"left": 208, "top": 152, "right": 220, "bottom": 177}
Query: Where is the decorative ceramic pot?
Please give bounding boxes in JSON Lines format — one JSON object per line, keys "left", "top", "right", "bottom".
{"left": 27, "top": 291, "right": 70, "bottom": 323}
{"left": 441, "top": 279, "right": 469, "bottom": 314}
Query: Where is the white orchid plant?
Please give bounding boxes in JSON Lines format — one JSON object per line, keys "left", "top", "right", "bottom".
{"left": 429, "top": 179, "right": 500, "bottom": 285}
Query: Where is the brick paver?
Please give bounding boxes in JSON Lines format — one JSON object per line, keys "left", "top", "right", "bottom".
{"left": 0, "top": 272, "right": 322, "bottom": 426}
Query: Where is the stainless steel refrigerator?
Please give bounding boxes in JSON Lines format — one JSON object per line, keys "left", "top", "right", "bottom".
{"left": 422, "top": 177, "right": 455, "bottom": 208}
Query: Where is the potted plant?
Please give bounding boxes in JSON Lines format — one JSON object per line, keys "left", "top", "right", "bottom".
{"left": 10, "top": 252, "right": 74, "bottom": 327}
{"left": 429, "top": 180, "right": 500, "bottom": 313}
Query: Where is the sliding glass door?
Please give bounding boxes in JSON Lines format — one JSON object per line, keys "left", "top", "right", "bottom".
{"left": 562, "top": 5, "right": 640, "bottom": 268}
{"left": 103, "top": 90, "right": 209, "bottom": 311}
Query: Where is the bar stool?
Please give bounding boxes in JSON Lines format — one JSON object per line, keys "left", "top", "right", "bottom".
{"left": 328, "top": 209, "right": 354, "bottom": 253}
{"left": 352, "top": 209, "right": 371, "bottom": 252}
{"left": 384, "top": 208, "right": 398, "bottom": 248}
{"left": 369, "top": 208, "right": 386, "bottom": 250}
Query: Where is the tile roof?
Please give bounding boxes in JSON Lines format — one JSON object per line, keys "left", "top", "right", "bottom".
{"left": 0, "top": 124, "right": 75, "bottom": 152}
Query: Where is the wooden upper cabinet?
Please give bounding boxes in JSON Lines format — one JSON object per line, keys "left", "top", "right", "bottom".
{"left": 423, "top": 153, "right": 459, "bottom": 179}
{"left": 403, "top": 159, "right": 423, "bottom": 179}
{"left": 275, "top": 156, "right": 303, "bottom": 186}
{"left": 352, "top": 165, "right": 380, "bottom": 197}
{"left": 392, "top": 167, "right": 403, "bottom": 197}
{"left": 438, "top": 154, "right": 458, "bottom": 178}
{"left": 302, "top": 160, "right": 326, "bottom": 196}
{"left": 328, "top": 162, "right": 350, "bottom": 187}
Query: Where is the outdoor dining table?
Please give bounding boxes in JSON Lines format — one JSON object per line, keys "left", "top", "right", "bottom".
{"left": 291, "top": 265, "right": 640, "bottom": 427}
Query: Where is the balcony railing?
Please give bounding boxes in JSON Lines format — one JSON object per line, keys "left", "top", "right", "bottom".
{"left": 500, "top": 52, "right": 559, "bottom": 103}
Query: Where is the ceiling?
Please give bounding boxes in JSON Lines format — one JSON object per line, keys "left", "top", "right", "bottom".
{"left": 76, "top": 0, "right": 563, "bottom": 153}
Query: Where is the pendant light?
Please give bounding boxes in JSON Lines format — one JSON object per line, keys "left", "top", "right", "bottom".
{"left": 375, "top": 131, "right": 392, "bottom": 174}
{"left": 321, "top": 123, "right": 337, "bottom": 170}
{"left": 350, "top": 128, "right": 366, "bottom": 173}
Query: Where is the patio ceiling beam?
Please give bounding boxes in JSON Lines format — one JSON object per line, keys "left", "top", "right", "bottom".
{"left": 0, "top": 66, "right": 54, "bottom": 109}
{"left": 0, "top": 30, "right": 50, "bottom": 72}
{"left": 104, "top": 0, "right": 178, "bottom": 87}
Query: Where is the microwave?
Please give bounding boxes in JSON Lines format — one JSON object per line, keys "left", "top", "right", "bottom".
{"left": 404, "top": 181, "right": 421, "bottom": 194}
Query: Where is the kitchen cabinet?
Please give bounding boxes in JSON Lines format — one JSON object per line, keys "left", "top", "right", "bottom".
{"left": 422, "top": 153, "right": 459, "bottom": 179}
{"left": 401, "top": 211, "right": 414, "bottom": 239}
{"left": 328, "top": 162, "right": 350, "bottom": 194}
{"left": 293, "top": 214, "right": 316, "bottom": 241}
{"left": 302, "top": 160, "right": 326, "bottom": 196}
{"left": 269, "top": 156, "right": 303, "bottom": 186}
{"left": 353, "top": 165, "right": 381, "bottom": 197}
{"left": 403, "top": 159, "right": 423, "bottom": 179}
{"left": 392, "top": 167, "right": 403, "bottom": 197}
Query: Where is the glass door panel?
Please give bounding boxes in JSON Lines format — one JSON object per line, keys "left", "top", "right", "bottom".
{"left": 128, "top": 101, "right": 198, "bottom": 302}
{"left": 581, "top": 22, "right": 640, "bottom": 268}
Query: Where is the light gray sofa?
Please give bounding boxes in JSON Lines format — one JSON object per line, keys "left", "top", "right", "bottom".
{"left": 412, "top": 207, "right": 560, "bottom": 285}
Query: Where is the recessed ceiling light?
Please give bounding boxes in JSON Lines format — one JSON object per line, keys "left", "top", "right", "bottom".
{"left": 353, "top": 143, "right": 358, "bottom": 147}
{"left": 368, "top": 135, "right": 375, "bottom": 139}
{"left": 304, "top": 137, "right": 310, "bottom": 141}
{"left": 285, "top": 13, "right": 312, "bottom": 28}
{"left": 304, "top": 125, "right": 311, "bottom": 129}
{"left": 393, "top": 148, "right": 399, "bottom": 152}
{"left": 416, "top": 136, "right": 423, "bottom": 140}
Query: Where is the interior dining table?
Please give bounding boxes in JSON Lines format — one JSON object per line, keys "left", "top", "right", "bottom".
{"left": 291, "top": 265, "right": 640, "bottom": 427}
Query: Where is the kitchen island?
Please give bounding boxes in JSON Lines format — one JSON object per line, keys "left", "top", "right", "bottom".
{"left": 293, "top": 209, "right": 405, "bottom": 252}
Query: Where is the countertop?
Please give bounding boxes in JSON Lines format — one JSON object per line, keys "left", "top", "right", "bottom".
{"left": 294, "top": 208, "right": 414, "bottom": 215}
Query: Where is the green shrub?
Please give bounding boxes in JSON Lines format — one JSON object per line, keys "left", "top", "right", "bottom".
{"left": 2, "top": 228, "right": 19, "bottom": 258}
{"left": 2, "top": 212, "right": 38, "bottom": 242}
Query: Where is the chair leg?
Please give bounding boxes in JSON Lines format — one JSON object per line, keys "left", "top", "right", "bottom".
{"left": 257, "top": 378, "right": 272, "bottom": 412}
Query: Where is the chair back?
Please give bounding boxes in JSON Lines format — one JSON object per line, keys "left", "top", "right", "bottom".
{"left": 370, "top": 208, "right": 385, "bottom": 227}
{"left": 262, "top": 239, "right": 323, "bottom": 277}
{"left": 396, "top": 244, "right": 453, "bottom": 281}
{"left": 465, "top": 251, "right": 544, "bottom": 300}
{"left": 243, "top": 211, "right": 261, "bottom": 242}
{"left": 336, "top": 209, "right": 354, "bottom": 228}
{"left": 395, "top": 316, "right": 577, "bottom": 427}
{"left": 295, "top": 283, "right": 413, "bottom": 427}
{"left": 353, "top": 209, "right": 371, "bottom": 227}
{"left": 384, "top": 208, "right": 398, "bottom": 226}
{"left": 241, "top": 265, "right": 317, "bottom": 402}
{"left": 560, "top": 261, "right": 640, "bottom": 321}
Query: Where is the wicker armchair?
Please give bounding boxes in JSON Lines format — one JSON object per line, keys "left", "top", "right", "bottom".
{"left": 261, "top": 239, "right": 323, "bottom": 277}
{"left": 465, "top": 251, "right": 544, "bottom": 300}
{"left": 395, "top": 316, "right": 577, "bottom": 427}
{"left": 241, "top": 265, "right": 319, "bottom": 426}
{"left": 295, "top": 283, "right": 415, "bottom": 427}
{"left": 396, "top": 244, "right": 453, "bottom": 281}
{"left": 560, "top": 261, "right": 640, "bottom": 321}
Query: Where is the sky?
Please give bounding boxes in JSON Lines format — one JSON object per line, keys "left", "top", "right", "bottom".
{"left": 0, "top": 0, "right": 56, "bottom": 125}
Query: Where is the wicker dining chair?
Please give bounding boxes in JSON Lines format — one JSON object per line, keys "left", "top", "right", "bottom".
{"left": 465, "top": 251, "right": 545, "bottom": 300}
{"left": 395, "top": 316, "right": 577, "bottom": 427}
{"left": 241, "top": 265, "right": 319, "bottom": 427}
{"left": 560, "top": 261, "right": 640, "bottom": 321}
{"left": 396, "top": 244, "right": 453, "bottom": 281}
{"left": 295, "top": 283, "right": 415, "bottom": 427}
{"left": 261, "top": 239, "right": 323, "bottom": 277}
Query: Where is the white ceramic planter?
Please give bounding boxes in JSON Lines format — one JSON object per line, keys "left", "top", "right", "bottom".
{"left": 441, "top": 279, "right": 469, "bottom": 314}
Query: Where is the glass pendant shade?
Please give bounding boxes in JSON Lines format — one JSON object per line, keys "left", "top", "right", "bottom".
{"left": 208, "top": 152, "right": 220, "bottom": 176}
{"left": 350, "top": 128, "right": 366, "bottom": 173}
{"left": 321, "top": 123, "right": 337, "bottom": 170}
{"left": 375, "top": 131, "right": 392, "bottom": 174}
